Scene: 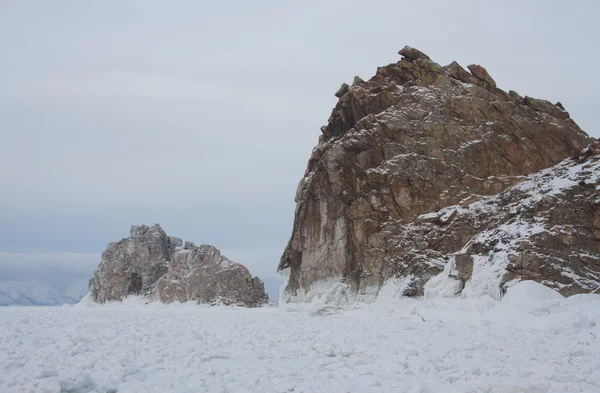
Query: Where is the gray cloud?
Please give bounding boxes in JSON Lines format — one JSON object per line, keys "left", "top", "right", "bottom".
{"left": 0, "top": 0, "right": 597, "bottom": 299}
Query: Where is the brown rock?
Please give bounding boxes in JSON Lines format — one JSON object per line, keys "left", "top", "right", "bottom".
{"left": 90, "top": 224, "right": 268, "bottom": 307}
{"left": 524, "top": 96, "right": 570, "bottom": 119}
{"left": 508, "top": 90, "right": 523, "bottom": 102}
{"left": 445, "top": 61, "right": 477, "bottom": 85}
{"left": 279, "top": 46, "right": 595, "bottom": 302}
{"left": 467, "top": 64, "right": 497, "bottom": 88}
{"left": 335, "top": 83, "right": 350, "bottom": 98}
{"left": 398, "top": 46, "right": 430, "bottom": 61}
{"left": 454, "top": 254, "right": 473, "bottom": 282}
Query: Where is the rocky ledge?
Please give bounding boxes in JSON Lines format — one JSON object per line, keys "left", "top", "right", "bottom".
{"left": 279, "top": 46, "right": 598, "bottom": 302}
{"left": 90, "top": 224, "right": 268, "bottom": 307}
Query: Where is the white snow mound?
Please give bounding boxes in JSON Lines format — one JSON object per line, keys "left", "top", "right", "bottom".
{"left": 502, "top": 280, "right": 565, "bottom": 310}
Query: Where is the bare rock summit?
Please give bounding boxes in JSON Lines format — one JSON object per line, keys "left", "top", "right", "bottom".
{"left": 90, "top": 224, "right": 268, "bottom": 307}
{"left": 279, "top": 46, "right": 597, "bottom": 302}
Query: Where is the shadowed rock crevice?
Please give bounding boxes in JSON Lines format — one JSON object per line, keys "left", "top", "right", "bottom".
{"left": 279, "top": 46, "right": 596, "bottom": 301}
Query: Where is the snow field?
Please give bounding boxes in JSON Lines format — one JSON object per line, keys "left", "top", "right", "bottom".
{"left": 1, "top": 281, "right": 599, "bottom": 393}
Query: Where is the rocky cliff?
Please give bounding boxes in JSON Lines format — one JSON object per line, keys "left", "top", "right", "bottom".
{"left": 90, "top": 224, "right": 268, "bottom": 307}
{"left": 279, "top": 46, "right": 598, "bottom": 302}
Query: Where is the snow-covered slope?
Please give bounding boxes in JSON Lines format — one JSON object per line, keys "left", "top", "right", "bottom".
{"left": 62, "top": 279, "right": 90, "bottom": 302}
{"left": 422, "top": 146, "right": 600, "bottom": 299}
{"left": 0, "top": 281, "right": 79, "bottom": 306}
{"left": 1, "top": 281, "right": 599, "bottom": 393}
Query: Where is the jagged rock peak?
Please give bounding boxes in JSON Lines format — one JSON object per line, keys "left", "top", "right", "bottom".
{"left": 90, "top": 224, "right": 268, "bottom": 307}
{"left": 281, "top": 46, "right": 596, "bottom": 303}
{"left": 398, "top": 46, "right": 431, "bottom": 61}
{"left": 467, "top": 64, "right": 496, "bottom": 88}
{"left": 320, "top": 46, "right": 576, "bottom": 141}
{"left": 130, "top": 223, "right": 164, "bottom": 236}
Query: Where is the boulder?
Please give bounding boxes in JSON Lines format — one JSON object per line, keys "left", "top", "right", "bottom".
{"left": 467, "top": 64, "right": 497, "bottom": 88}
{"left": 398, "top": 46, "right": 430, "bottom": 61}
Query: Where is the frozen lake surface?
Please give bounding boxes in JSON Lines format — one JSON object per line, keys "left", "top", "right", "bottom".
{"left": 1, "top": 282, "right": 599, "bottom": 393}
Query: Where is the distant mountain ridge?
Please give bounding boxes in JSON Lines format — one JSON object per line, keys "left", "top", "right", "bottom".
{"left": 0, "top": 280, "right": 88, "bottom": 306}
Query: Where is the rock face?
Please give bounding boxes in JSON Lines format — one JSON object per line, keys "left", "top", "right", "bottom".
{"left": 90, "top": 224, "right": 268, "bottom": 307}
{"left": 279, "top": 47, "right": 597, "bottom": 302}
{"left": 423, "top": 142, "right": 600, "bottom": 298}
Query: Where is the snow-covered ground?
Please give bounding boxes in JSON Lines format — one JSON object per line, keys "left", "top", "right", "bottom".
{"left": 1, "top": 281, "right": 599, "bottom": 393}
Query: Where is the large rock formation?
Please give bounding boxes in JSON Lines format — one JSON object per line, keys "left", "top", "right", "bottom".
{"left": 90, "top": 224, "right": 268, "bottom": 307}
{"left": 279, "top": 46, "right": 597, "bottom": 302}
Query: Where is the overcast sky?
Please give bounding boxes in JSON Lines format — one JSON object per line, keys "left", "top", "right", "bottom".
{"left": 1, "top": 0, "right": 598, "bottom": 300}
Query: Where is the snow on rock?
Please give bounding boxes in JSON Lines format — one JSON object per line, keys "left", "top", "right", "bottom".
{"left": 416, "top": 142, "right": 600, "bottom": 300}
{"left": 460, "top": 255, "right": 505, "bottom": 300}
{"left": 423, "top": 258, "right": 464, "bottom": 299}
{"left": 2, "top": 295, "right": 600, "bottom": 393}
{"left": 279, "top": 278, "right": 352, "bottom": 306}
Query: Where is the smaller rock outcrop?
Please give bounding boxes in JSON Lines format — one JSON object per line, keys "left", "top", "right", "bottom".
{"left": 467, "top": 64, "right": 496, "bottom": 87}
{"left": 89, "top": 224, "right": 268, "bottom": 307}
{"left": 398, "top": 46, "right": 430, "bottom": 61}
